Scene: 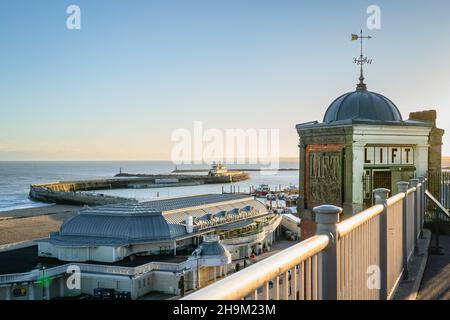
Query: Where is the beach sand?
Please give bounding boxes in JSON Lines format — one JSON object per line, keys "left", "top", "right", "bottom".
{"left": 0, "top": 205, "right": 81, "bottom": 245}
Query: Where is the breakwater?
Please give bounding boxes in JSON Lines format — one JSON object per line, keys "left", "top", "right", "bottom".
{"left": 29, "top": 172, "right": 249, "bottom": 206}
{"left": 29, "top": 184, "right": 136, "bottom": 206}
{"left": 114, "top": 173, "right": 249, "bottom": 183}
{"left": 172, "top": 168, "right": 299, "bottom": 173}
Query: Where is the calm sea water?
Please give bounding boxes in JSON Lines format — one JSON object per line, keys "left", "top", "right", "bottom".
{"left": 0, "top": 161, "right": 298, "bottom": 212}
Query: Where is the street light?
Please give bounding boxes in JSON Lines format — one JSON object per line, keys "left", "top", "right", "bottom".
{"left": 196, "top": 254, "right": 200, "bottom": 289}
{"left": 42, "top": 266, "right": 46, "bottom": 300}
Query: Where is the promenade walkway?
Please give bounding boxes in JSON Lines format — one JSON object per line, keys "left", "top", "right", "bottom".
{"left": 417, "top": 235, "right": 450, "bottom": 300}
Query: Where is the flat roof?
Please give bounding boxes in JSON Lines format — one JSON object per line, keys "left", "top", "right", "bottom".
{"left": 296, "top": 118, "right": 433, "bottom": 130}
{"left": 0, "top": 245, "right": 189, "bottom": 275}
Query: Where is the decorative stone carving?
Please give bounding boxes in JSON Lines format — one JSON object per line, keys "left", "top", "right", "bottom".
{"left": 309, "top": 152, "right": 342, "bottom": 204}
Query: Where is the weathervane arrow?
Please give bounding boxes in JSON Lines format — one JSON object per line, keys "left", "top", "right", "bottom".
{"left": 351, "top": 29, "right": 373, "bottom": 90}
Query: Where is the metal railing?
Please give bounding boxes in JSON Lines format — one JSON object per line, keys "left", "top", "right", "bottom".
{"left": 182, "top": 235, "right": 330, "bottom": 300}
{"left": 183, "top": 177, "right": 428, "bottom": 300}
{"left": 427, "top": 170, "right": 450, "bottom": 210}
{"left": 336, "top": 204, "right": 383, "bottom": 300}
{"left": 0, "top": 259, "right": 187, "bottom": 285}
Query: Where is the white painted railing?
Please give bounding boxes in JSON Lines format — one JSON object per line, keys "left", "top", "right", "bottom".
{"left": 386, "top": 193, "right": 404, "bottom": 298}
{"left": 182, "top": 234, "right": 329, "bottom": 300}
{"left": 183, "top": 177, "right": 427, "bottom": 300}
{"left": 337, "top": 204, "right": 383, "bottom": 300}
{"left": 0, "top": 260, "right": 187, "bottom": 284}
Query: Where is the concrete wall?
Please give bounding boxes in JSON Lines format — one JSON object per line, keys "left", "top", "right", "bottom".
{"left": 143, "top": 271, "right": 180, "bottom": 296}
{"left": 39, "top": 241, "right": 178, "bottom": 263}
{"left": 58, "top": 247, "right": 90, "bottom": 261}
{"left": 0, "top": 269, "right": 185, "bottom": 300}
{"left": 38, "top": 242, "right": 58, "bottom": 257}
{"left": 80, "top": 273, "right": 133, "bottom": 297}
{"left": 0, "top": 275, "right": 73, "bottom": 300}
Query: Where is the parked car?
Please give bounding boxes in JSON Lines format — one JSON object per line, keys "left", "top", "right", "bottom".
{"left": 93, "top": 288, "right": 116, "bottom": 300}
{"left": 266, "top": 193, "right": 277, "bottom": 201}
{"left": 116, "top": 291, "right": 131, "bottom": 300}
{"left": 277, "top": 192, "right": 286, "bottom": 200}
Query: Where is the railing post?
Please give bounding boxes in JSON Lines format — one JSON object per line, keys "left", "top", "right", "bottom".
{"left": 418, "top": 176, "right": 425, "bottom": 238}
{"left": 410, "top": 179, "right": 420, "bottom": 253}
{"left": 373, "top": 188, "right": 390, "bottom": 300}
{"left": 314, "top": 204, "right": 341, "bottom": 300}
{"left": 397, "top": 181, "right": 410, "bottom": 279}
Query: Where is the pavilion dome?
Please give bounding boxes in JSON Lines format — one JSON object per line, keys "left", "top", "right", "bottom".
{"left": 198, "top": 235, "right": 229, "bottom": 257}
{"left": 59, "top": 203, "right": 173, "bottom": 243}
{"left": 323, "top": 87, "right": 403, "bottom": 123}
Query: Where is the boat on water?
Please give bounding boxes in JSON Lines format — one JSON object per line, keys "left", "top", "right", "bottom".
{"left": 252, "top": 184, "right": 271, "bottom": 197}
{"left": 208, "top": 162, "right": 229, "bottom": 176}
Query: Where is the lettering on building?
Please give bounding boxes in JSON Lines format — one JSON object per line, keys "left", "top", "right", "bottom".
{"left": 364, "top": 146, "right": 414, "bottom": 165}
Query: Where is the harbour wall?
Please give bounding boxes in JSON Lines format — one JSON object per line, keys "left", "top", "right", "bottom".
{"left": 29, "top": 187, "right": 135, "bottom": 206}
{"left": 29, "top": 173, "right": 249, "bottom": 206}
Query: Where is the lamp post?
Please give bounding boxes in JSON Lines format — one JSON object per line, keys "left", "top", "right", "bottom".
{"left": 42, "top": 266, "right": 46, "bottom": 300}
{"left": 196, "top": 254, "right": 200, "bottom": 289}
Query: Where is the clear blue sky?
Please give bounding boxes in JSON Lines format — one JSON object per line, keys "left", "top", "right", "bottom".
{"left": 1, "top": 0, "right": 450, "bottom": 160}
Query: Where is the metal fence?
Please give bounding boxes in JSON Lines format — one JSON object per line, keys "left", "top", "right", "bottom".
{"left": 181, "top": 235, "right": 329, "bottom": 300}
{"left": 0, "top": 260, "right": 187, "bottom": 285}
{"left": 427, "top": 170, "right": 450, "bottom": 211}
{"left": 183, "top": 177, "right": 427, "bottom": 300}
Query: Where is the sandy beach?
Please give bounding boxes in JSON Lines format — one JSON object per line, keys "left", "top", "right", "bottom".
{"left": 0, "top": 205, "right": 81, "bottom": 245}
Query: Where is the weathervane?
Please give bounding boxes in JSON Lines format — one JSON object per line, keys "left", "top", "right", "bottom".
{"left": 352, "top": 30, "right": 372, "bottom": 90}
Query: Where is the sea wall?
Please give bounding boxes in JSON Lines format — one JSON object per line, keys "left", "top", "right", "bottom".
{"left": 29, "top": 187, "right": 135, "bottom": 206}
{"left": 29, "top": 172, "right": 249, "bottom": 206}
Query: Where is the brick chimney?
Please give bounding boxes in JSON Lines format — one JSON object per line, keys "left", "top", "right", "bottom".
{"left": 409, "top": 110, "right": 437, "bottom": 127}
{"left": 409, "top": 110, "right": 445, "bottom": 197}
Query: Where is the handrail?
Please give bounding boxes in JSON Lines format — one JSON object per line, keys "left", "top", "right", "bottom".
{"left": 386, "top": 192, "right": 405, "bottom": 207}
{"left": 426, "top": 190, "right": 450, "bottom": 219}
{"left": 183, "top": 180, "right": 429, "bottom": 301}
{"left": 182, "top": 234, "right": 330, "bottom": 300}
{"left": 406, "top": 187, "right": 417, "bottom": 195}
{"left": 0, "top": 260, "right": 187, "bottom": 284}
{"left": 337, "top": 204, "right": 384, "bottom": 237}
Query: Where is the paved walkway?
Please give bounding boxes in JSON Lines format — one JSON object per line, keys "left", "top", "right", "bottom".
{"left": 250, "top": 240, "right": 298, "bottom": 264}
{"left": 417, "top": 235, "right": 450, "bottom": 300}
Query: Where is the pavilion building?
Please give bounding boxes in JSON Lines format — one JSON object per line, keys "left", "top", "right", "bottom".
{"left": 0, "top": 194, "right": 282, "bottom": 300}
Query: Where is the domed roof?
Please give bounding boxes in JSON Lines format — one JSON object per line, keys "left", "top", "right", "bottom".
{"left": 323, "top": 88, "right": 402, "bottom": 123}
{"left": 47, "top": 194, "right": 264, "bottom": 247}
{"left": 199, "top": 242, "right": 227, "bottom": 256}
{"left": 198, "top": 235, "right": 228, "bottom": 257}
{"left": 59, "top": 203, "right": 173, "bottom": 243}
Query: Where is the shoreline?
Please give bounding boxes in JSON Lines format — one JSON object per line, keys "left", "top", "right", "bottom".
{"left": 0, "top": 204, "right": 81, "bottom": 246}
{"left": 0, "top": 204, "right": 81, "bottom": 220}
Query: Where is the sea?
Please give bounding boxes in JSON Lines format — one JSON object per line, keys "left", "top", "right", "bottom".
{"left": 0, "top": 161, "right": 299, "bottom": 213}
